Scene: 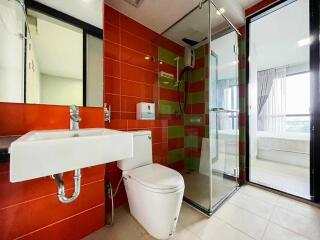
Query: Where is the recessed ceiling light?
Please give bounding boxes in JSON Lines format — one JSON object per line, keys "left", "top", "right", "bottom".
{"left": 145, "top": 56, "right": 150, "bottom": 60}
{"left": 216, "top": 8, "right": 225, "bottom": 15}
{"left": 159, "top": 61, "right": 163, "bottom": 65}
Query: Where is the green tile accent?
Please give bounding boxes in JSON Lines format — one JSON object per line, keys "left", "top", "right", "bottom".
{"left": 159, "top": 76, "right": 184, "bottom": 91}
{"left": 158, "top": 47, "right": 178, "bottom": 66}
{"left": 159, "top": 100, "right": 181, "bottom": 114}
{"left": 187, "top": 92, "right": 204, "bottom": 104}
{"left": 195, "top": 46, "right": 205, "bottom": 59}
{"left": 239, "top": 69, "right": 246, "bottom": 85}
{"left": 239, "top": 127, "right": 246, "bottom": 142}
{"left": 205, "top": 102, "right": 209, "bottom": 114}
{"left": 205, "top": 126, "right": 209, "bottom": 138}
{"left": 205, "top": 78, "right": 209, "bottom": 89}
{"left": 191, "top": 68, "right": 205, "bottom": 82}
{"left": 239, "top": 98, "right": 246, "bottom": 112}
{"left": 239, "top": 155, "right": 246, "bottom": 170}
{"left": 184, "top": 136, "right": 201, "bottom": 148}
{"left": 239, "top": 40, "right": 245, "bottom": 55}
{"left": 204, "top": 55, "right": 208, "bottom": 68}
{"left": 184, "top": 114, "right": 204, "bottom": 125}
{"left": 185, "top": 157, "right": 200, "bottom": 170}
{"left": 168, "top": 149, "right": 184, "bottom": 163}
{"left": 179, "top": 57, "right": 185, "bottom": 69}
{"left": 168, "top": 126, "right": 184, "bottom": 139}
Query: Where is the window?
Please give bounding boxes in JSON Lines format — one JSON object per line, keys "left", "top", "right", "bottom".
{"left": 285, "top": 72, "right": 310, "bottom": 133}
{"left": 257, "top": 72, "right": 310, "bottom": 133}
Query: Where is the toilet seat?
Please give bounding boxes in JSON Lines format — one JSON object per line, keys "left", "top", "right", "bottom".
{"left": 125, "top": 163, "right": 184, "bottom": 193}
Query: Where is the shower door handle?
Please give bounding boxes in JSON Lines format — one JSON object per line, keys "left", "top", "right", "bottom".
{"left": 210, "top": 108, "right": 239, "bottom": 114}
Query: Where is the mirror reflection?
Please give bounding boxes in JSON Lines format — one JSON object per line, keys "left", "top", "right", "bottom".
{"left": 0, "top": 0, "right": 103, "bottom": 107}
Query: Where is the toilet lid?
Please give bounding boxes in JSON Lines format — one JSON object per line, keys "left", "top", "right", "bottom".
{"left": 127, "top": 163, "right": 184, "bottom": 191}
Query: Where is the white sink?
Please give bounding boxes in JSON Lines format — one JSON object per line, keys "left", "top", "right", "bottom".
{"left": 9, "top": 128, "right": 133, "bottom": 182}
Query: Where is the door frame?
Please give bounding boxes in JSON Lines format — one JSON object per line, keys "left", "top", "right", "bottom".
{"left": 245, "top": 0, "right": 320, "bottom": 202}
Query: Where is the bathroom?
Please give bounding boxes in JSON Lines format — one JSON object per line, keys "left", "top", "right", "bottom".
{"left": 0, "top": 0, "right": 319, "bottom": 239}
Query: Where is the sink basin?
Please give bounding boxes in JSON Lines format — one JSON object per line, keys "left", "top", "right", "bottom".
{"left": 9, "top": 128, "right": 133, "bottom": 182}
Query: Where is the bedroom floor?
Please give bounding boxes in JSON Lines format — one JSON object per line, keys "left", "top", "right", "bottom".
{"left": 83, "top": 185, "right": 320, "bottom": 240}
{"left": 251, "top": 158, "right": 310, "bottom": 199}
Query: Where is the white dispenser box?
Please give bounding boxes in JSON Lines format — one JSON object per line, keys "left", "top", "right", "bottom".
{"left": 136, "top": 102, "right": 155, "bottom": 120}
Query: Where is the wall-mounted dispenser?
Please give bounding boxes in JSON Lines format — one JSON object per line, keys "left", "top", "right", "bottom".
{"left": 136, "top": 102, "right": 155, "bottom": 120}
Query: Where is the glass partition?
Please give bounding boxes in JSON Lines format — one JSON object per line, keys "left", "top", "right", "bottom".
{"left": 209, "top": 2, "right": 240, "bottom": 211}
{"left": 154, "top": 0, "right": 240, "bottom": 214}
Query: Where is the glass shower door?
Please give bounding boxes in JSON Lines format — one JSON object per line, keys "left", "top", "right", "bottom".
{"left": 209, "top": 3, "right": 240, "bottom": 211}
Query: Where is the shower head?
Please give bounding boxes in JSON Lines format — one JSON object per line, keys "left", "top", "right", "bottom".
{"left": 182, "top": 38, "right": 199, "bottom": 47}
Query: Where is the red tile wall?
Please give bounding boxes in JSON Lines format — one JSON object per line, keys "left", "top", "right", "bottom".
{"left": 103, "top": 4, "right": 185, "bottom": 210}
{"left": 104, "top": 4, "right": 158, "bottom": 120}
{"left": 245, "top": 0, "right": 279, "bottom": 16}
{"left": 0, "top": 103, "right": 105, "bottom": 239}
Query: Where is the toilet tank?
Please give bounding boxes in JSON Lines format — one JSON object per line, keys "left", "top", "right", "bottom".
{"left": 117, "top": 130, "right": 153, "bottom": 171}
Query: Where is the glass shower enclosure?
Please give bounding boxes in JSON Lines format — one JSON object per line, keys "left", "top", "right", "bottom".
{"left": 154, "top": 0, "right": 240, "bottom": 215}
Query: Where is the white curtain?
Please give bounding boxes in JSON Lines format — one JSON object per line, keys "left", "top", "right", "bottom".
{"left": 258, "top": 67, "right": 287, "bottom": 133}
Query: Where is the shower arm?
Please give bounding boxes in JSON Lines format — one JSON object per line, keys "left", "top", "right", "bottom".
{"left": 9, "top": 0, "right": 32, "bottom": 39}
{"left": 210, "top": 0, "right": 241, "bottom": 36}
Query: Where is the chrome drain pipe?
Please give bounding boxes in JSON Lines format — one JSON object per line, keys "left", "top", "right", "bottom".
{"left": 53, "top": 169, "right": 81, "bottom": 203}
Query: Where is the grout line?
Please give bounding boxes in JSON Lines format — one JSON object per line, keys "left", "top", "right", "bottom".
{"left": 14, "top": 203, "right": 105, "bottom": 240}
{"left": 260, "top": 221, "right": 270, "bottom": 240}
{"left": 213, "top": 214, "right": 257, "bottom": 240}
{"left": 104, "top": 57, "right": 156, "bottom": 74}
{"left": 0, "top": 179, "right": 104, "bottom": 211}
{"left": 236, "top": 186, "right": 319, "bottom": 239}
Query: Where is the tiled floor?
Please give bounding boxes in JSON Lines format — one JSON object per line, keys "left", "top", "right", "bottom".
{"left": 183, "top": 171, "right": 237, "bottom": 209}
{"left": 83, "top": 185, "right": 320, "bottom": 240}
{"left": 251, "top": 158, "right": 310, "bottom": 199}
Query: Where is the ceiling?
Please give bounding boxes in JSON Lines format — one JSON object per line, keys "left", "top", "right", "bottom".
{"left": 250, "top": 0, "right": 309, "bottom": 71}
{"left": 105, "top": 0, "right": 261, "bottom": 34}
{"left": 35, "top": 0, "right": 103, "bottom": 29}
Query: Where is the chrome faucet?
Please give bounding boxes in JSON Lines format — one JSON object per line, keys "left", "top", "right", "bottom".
{"left": 104, "top": 103, "right": 111, "bottom": 123}
{"left": 70, "top": 105, "right": 82, "bottom": 130}
{"left": 51, "top": 105, "right": 83, "bottom": 204}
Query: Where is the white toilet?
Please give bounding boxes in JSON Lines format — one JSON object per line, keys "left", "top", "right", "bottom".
{"left": 117, "top": 131, "right": 185, "bottom": 240}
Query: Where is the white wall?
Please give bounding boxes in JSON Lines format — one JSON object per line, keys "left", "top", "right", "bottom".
{"left": 40, "top": 74, "right": 83, "bottom": 106}
{"left": 35, "top": 0, "right": 103, "bottom": 29}
{"left": 26, "top": 40, "right": 41, "bottom": 104}
{"left": 0, "top": 0, "right": 25, "bottom": 103}
{"left": 86, "top": 35, "right": 103, "bottom": 107}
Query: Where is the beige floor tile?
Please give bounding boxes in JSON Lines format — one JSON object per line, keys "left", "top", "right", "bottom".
{"left": 238, "top": 185, "right": 280, "bottom": 204}
{"left": 215, "top": 203, "right": 268, "bottom": 239}
{"left": 141, "top": 224, "right": 200, "bottom": 240}
{"left": 84, "top": 186, "right": 320, "bottom": 240}
{"left": 228, "top": 190, "right": 276, "bottom": 220}
{"left": 275, "top": 196, "right": 320, "bottom": 221}
{"left": 178, "top": 203, "right": 207, "bottom": 228}
{"left": 262, "top": 223, "right": 309, "bottom": 240}
{"left": 271, "top": 206, "right": 320, "bottom": 240}
{"left": 83, "top": 206, "right": 145, "bottom": 240}
{"left": 187, "top": 216, "right": 254, "bottom": 240}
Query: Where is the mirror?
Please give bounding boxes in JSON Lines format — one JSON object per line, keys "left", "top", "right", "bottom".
{"left": 0, "top": 0, "right": 103, "bottom": 107}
